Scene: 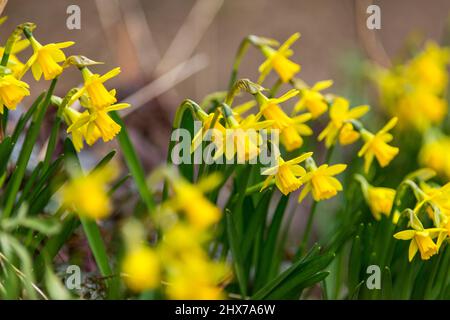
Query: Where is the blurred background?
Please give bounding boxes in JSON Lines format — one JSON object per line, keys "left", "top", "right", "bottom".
{"left": 2, "top": 0, "right": 450, "bottom": 170}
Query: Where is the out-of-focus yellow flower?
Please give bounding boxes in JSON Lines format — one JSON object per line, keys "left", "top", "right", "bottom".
{"left": 261, "top": 152, "right": 313, "bottom": 195}
{"left": 293, "top": 80, "right": 333, "bottom": 118}
{"left": 0, "top": 75, "right": 30, "bottom": 113}
{"left": 24, "top": 35, "right": 74, "bottom": 80}
{"left": 0, "top": 39, "right": 29, "bottom": 77}
{"left": 419, "top": 135, "right": 450, "bottom": 180}
{"left": 355, "top": 174, "right": 395, "bottom": 221}
{"left": 170, "top": 175, "right": 222, "bottom": 230}
{"left": 69, "top": 67, "right": 121, "bottom": 110}
{"left": 159, "top": 222, "right": 227, "bottom": 300}
{"left": 318, "top": 97, "right": 369, "bottom": 148}
{"left": 358, "top": 117, "right": 399, "bottom": 173}
{"left": 394, "top": 227, "right": 443, "bottom": 261}
{"left": 67, "top": 102, "right": 129, "bottom": 147}
{"left": 257, "top": 89, "right": 313, "bottom": 151}
{"left": 60, "top": 164, "right": 117, "bottom": 220}
{"left": 299, "top": 158, "right": 346, "bottom": 202}
{"left": 122, "top": 245, "right": 160, "bottom": 292}
{"left": 258, "top": 33, "right": 301, "bottom": 83}
{"left": 406, "top": 41, "right": 450, "bottom": 93}
{"left": 374, "top": 42, "right": 449, "bottom": 132}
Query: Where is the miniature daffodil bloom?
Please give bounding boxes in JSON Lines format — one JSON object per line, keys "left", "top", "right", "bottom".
{"left": 293, "top": 80, "right": 333, "bottom": 118}
{"left": 122, "top": 245, "right": 160, "bottom": 292}
{"left": 258, "top": 89, "right": 313, "bottom": 151}
{"left": 355, "top": 175, "right": 395, "bottom": 221}
{"left": 60, "top": 164, "right": 117, "bottom": 220}
{"left": 23, "top": 34, "right": 74, "bottom": 80}
{"left": 63, "top": 107, "right": 95, "bottom": 152}
{"left": 419, "top": 135, "right": 450, "bottom": 180}
{"left": 191, "top": 110, "right": 226, "bottom": 153}
{"left": 358, "top": 117, "right": 399, "bottom": 173}
{"left": 0, "top": 75, "right": 30, "bottom": 113}
{"left": 67, "top": 102, "right": 130, "bottom": 146}
{"left": 299, "top": 159, "right": 347, "bottom": 202}
{"left": 394, "top": 227, "right": 443, "bottom": 261}
{"left": 261, "top": 152, "right": 313, "bottom": 195}
{"left": 339, "top": 123, "right": 360, "bottom": 145}
{"left": 258, "top": 33, "right": 301, "bottom": 83}
{"left": 170, "top": 175, "right": 222, "bottom": 230}
{"left": 318, "top": 97, "right": 369, "bottom": 148}
{"left": 69, "top": 67, "right": 121, "bottom": 110}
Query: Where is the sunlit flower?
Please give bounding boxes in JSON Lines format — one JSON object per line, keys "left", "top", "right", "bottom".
{"left": 258, "top": 33, "right": 301, "bottom": 83}
{"left": 69, "top": 67, "right": 121, "bottom": 110}
{"left": 293, "top": 80, "right": 333, "bottom": 118}
{"left": 299, "top": 158, "right": 347, "bottom": 202}
{"left": 67, "top": 102, "right": 130, "bottom": 147}
{"left": 24, "top": 35, "right": 74, "bottom": 80}
{"left": 318, "top": 97, "right": 369, "bottom": 148}
{"left": 261, "top": 152, "right": 313, "bottom": 195}
{"left": 394, "top": 227, "right": 443, "bottom": 261}
{"left": 60, "top": 164, "right": 118, "bottom": 220}
{"left": 257, "top": 89, "right": 312, "bottom": 151}
{"left": 122, "top": 245, "right": 160, "bottom": 292}
{"left": 358, "top": 117, "right": 399, "bottom": 173}
{"left": 0, "top": 75, "right": 30, "bottom": 113}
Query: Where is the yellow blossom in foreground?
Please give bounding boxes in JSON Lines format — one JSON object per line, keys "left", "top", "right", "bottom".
{"left": 122, "top": 245, "right": 160, "bottom": 292}
{"left": 258, "top": 89, "right": 313, "bottom": 151}
{"left": 299, "top": 160, "right": 347, "bottom": 202}
{"left": 171, "top": 176, "right": 222, "bottom": 230}
{"left": 293, "top": 80, "right": 333, "bottom": 118}
{"left": 24, "top": 36, "right": 74, "bottom": 80}
{"left": 358, "top": 117, "right": 399, "bottom": 173}
{"left": 69, "top": 67, "right": 121, "bottom": 110}
{"left": 0, "top": 75, "right": 30, "bottom": 113}
{"left": 258, "top": 33, "right": 301, "bottom": 83}
{"left": 419, "top": 135, "right": 450, "bottom": 180}
{"left": 261, "top": 152, "right": 313, "bottom": 195}
{"left": 60, "top": 164, "right": 117, "bottom": 220}
{"left": 318, "top": 97, "right": 369, "bottom": 148}
{"left": 394, "top": 228, "right": 443, "bottom": 261}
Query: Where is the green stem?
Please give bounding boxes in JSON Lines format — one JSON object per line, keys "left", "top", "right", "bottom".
{"left": 298, "top": 200, "right": 318, "bottom": 255}
{"left": 111, "top": 111, "right": 155, "bottom": 213}
{"left": 2, "top": 79, "right": 57, "bottom": 219}
{"left": 228, "top": 37, "right": 251, "bottom": 90}
{"left": 268, "top": 79, "right": 282, "bottom": 98}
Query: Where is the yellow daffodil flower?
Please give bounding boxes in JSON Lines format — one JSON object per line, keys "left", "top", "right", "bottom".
{"left": 261, "top": 152, "right": 313, "bottom": 195}
{"left": 60, "top": 164, "right": 118, "bottom": 220}
{"left": 293, "top": 80, "right": 333, "bottom": 118}
{"left": 258, "top": 33, "right": 301, "bottom": 83}
{"left": 122, "top": 245, "right": 160, "bottom": 292}
{"left": 419, "top": 135, "right": 450, "bottom": 180}
{"left": 358, "top": 117, "right": 399, "bottom": 173}
{"left": 23, "top": 35, "right": 74, "bottom": 80}
{"left": 299, "top": 158, "right": 347, "bottom": 202}
{"left": 67, "top": 102, "right": 130, "bottom": 147}
{"left": 69, "top": 67, "right": 121, "bottom": 110}
{"left": 257, "top": 89, "right": 313, "bottom": 151}
{"left": 0, "top": 74, "right": 30, "bottom": 113}
{"left": 355, "top": 174, "right": 396, "bottom": 221}
{"left": 394, "top": 227, "right": 443, "bottom": 261}
{"left": 170, "top": 174, "right": 222, "bottom": 230}
{"left": 318, "top": 97, "right": 369, "bottom": 148}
